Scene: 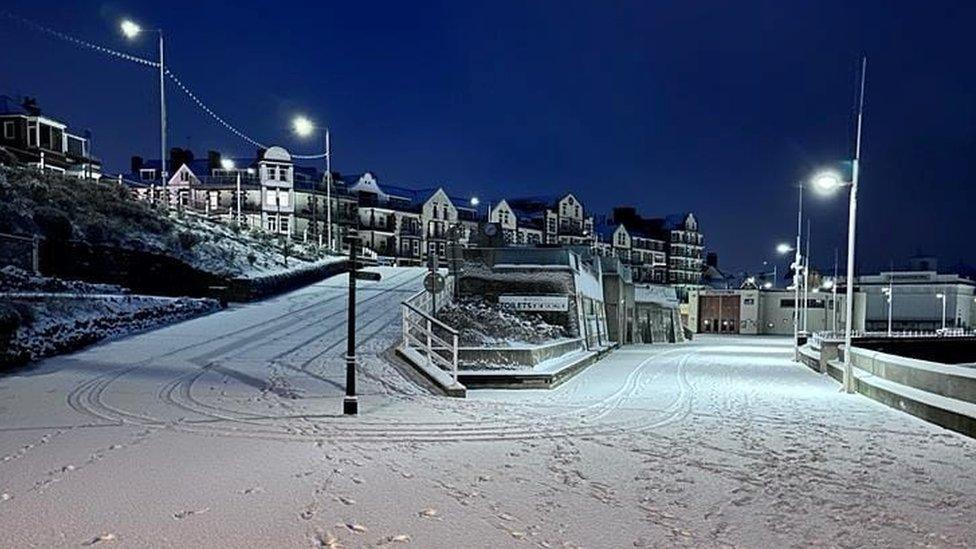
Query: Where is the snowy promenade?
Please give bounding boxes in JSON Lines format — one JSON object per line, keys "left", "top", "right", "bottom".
{"left": 1, "top": 269, "right": 974, "bottom": 547}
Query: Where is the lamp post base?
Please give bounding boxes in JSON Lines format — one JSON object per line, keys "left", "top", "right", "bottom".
{"left": 343, "top": 396, "right": 358, "bottom": 415}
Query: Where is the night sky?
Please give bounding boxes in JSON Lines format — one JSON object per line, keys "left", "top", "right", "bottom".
{"left": 2, "top": 1, "right": 973, "bottom": 275}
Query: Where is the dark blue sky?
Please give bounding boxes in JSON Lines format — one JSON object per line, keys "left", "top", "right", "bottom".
{"left": 2, "top": 1, "right": 973, "bottom": 274}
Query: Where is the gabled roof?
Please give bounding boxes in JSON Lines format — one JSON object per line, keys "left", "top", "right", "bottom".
{"left": 663, "top": 212, "right": 695, "bottom": 230}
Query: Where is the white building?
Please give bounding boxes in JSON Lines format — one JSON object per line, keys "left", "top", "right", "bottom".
{"left": 856, "top": 271, "right": 976, "bottom": 331}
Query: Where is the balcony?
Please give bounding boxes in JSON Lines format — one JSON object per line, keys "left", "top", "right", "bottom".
{"left": 399, "top": 223, "right": 422, "bottom": 237}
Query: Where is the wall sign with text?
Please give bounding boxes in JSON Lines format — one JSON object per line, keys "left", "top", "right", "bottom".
{"left": 498, "top": 295, "right": 569, "bottom": 312}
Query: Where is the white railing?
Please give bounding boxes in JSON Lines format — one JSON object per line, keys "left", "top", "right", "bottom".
{"left": 814, "top": 329, "right": 976, "bottom": 343}
{"left": 400, "top": 274, "right": 459, "bottom": 382}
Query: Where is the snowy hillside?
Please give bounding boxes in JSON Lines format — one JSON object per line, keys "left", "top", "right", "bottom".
{"left": 0, "top": 168, "right": 339, "bottom": 280}
{"left": 0, "top": 267, "right": 218, "bottom": 367}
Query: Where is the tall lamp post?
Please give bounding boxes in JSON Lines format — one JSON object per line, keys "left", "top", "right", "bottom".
{"left": 812, "top": 57, "right": 867, "bottom": 393}
{"left": 293, "top": 116, "right": 333, "bottom": 253}
{"left": 882, "top": 280, "right": 893, "bottom": 336}
{"left": 936, "top": 292, "right": 947, "bottom": 331}
{"left": 776, "top": 242, "right": 798, "bottom": 355}
{"left": 121, "top": 19, "right": 167, "bottom": 184}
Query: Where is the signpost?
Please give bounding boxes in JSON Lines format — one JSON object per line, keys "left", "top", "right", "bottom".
{"left": 342, "top": 231, "right": 381, "bottom": 416}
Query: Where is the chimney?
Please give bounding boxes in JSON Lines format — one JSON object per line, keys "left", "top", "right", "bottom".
{"left": 207, "top": 150, "right": 221, "bottom": 171}
{"left": 131, "top": 156, "right": 144, "bottom": 174}
{"left": 612, "top": 206, "right": 637, "bottom": 225}
{"left": 706, "top": 252, "right": 718, "bottom": 268}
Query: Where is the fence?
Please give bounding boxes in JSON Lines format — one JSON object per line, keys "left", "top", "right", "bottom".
{"left": 0, "top": 233, "right": 40, "bottom": 274}
{"left": 400, "top": 273, "right": 460, "bottom": 382}
{"left": 813, "top": 328, "right": 976, "bottom": 349}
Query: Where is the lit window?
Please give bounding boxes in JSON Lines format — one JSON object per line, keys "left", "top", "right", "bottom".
{"left": 266, "top": 190, "right": 276, "bottom": 206}
{"left": 279, "top": 192, "right": 290, "bottom": 207}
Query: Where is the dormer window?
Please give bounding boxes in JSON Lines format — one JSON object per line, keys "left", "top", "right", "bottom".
{"left": 140, "top": 168, "right": 156, "bottom": 181}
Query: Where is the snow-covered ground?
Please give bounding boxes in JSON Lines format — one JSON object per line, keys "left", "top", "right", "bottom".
{"left": 1, "top": 267, "right": 219, "bottom": 365}
{"left": 1, "top": 270, "right": 974, "bottom": 547}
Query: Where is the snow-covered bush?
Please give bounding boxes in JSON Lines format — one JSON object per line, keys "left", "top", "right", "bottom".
{"left": 437, "top": 297, "right": 566, "bottom": 347}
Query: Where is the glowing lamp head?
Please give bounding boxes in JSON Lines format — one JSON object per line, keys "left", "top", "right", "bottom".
{"left": 763, "top": 281, "right": 773, "bottom": 289}
{"left": 936, "top": 293, "right": 945, "bottom": 299}
{"left": 822, "top": 279, "right": 835, "bottom": 290}
{"left": 470, "top": 197, "right": 480, "bottom": 206}
{"left": 220, "top": 158, "right": 236, "bottom": 170}
{"left": 776, "top": 243, "right": 793, "bottom": 255}
{"left": 120, "top": 19, "right": 142, "bottom": 39}
{"left": 292, "top": 116, "right": 314, "bottom": 137}
{"left": 811, "top": 171, "right": 843, "bottom": 195}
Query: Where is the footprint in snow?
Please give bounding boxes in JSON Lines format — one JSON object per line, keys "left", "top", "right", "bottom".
{"left": 173, "top": 508, "right": 210, "bottom": 520}
{"left": 82, "top": 533, "right": 117, "bottom": 545}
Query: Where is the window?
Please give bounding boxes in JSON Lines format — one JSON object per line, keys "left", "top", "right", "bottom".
{"left": 266, "top": 216, "right": 278, "bottom": 232}
{"left": 280, "top": 216, "right": 289, "bottom": 234}
{"left": 27, "top": 121, "right": 38, "bottom": 147}
{"left": 209, "top": 192, "right": 218, "bottom": 209}
{"left": 140, "top": 169, "right": 156, "bottom": 181}
{"left": 180, "top": 170, "right": 189, "bottom": 182}
{"left": 266, "top": 190, "right": 277, "bottom": 206}
{"left": 39, "top": 124, "right": 52, "bottom": 149}
{"left": 2, "top": 121, "right": 13, "bottom": 139}
{"left": 279, "top": 192, "right": 290, "bottom": 207}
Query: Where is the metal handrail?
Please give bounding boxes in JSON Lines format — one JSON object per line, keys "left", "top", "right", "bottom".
{"left": 402, "top": 301, "right": 458, "bottom": 336}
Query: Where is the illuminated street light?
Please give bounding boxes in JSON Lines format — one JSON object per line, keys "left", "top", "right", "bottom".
{"left": 936, "top": 293, "right": 947, "bottom": 330}
{"left": 292, "top": 115, "right": 314, "bottom": 137}
{"left": 120, "top": 18, "right": 167, "bottom": 185}
{"left": 776, "top": 243, "right": 793, "bottom": 255}
{"left": 811, "top": 171, "right": 843, "bottom": 195}
{"left": 220, "top": 158, "right": 235, "bottom": 170}
{"left": 120, "top": 19, "right": 142, "bottom": 38}
{"left": 763, "top": 281, "right": 773, "bottom": 290}
{"left": 292, "top": 116, "right": 332, "bottom": 251}
{"left": 470, "top": 197, "right": 480, "bottom": 207}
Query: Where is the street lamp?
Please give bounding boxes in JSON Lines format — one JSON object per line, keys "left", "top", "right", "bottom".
{"left": 470, "top": 197, "right": 480, "bottom": 207}
{"left": 881, "top": 282, "right": 893, "bottom": 336}
{"left": 292, "top": 115, "right": 333, "bottom": 252}
{"left": 120, "top": 18, "right": 167, "bottom": 185}
{"left": 801, "top": 57, "right": 867, "bottom": 394}
{"left": 220, "top": 158, "right": 235, "bottom": 170}
{"left": 936, "top": 292, "right": 947, "bottom": 331}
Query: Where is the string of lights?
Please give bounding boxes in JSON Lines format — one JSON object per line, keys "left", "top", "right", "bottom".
{"left": 2, "top": 11, "right": 329, "bottom": 160}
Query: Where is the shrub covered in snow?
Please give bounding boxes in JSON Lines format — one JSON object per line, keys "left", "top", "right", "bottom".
{"left": 0, "top": 265, "right": 125, "bottom": 294}
{"left": 0, "top": 290, "right": 219, "bottom": 368}
{"left": 437, "top": 297, "right": 566, "bottom": 347}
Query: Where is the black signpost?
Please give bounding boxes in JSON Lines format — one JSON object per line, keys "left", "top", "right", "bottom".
{"left": 343, "top": 232, "right": 381, "bottom": 416}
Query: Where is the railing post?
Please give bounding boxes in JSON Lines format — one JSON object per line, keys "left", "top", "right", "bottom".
{"left": 426, "top": 317, "right": 432, "bottom": 367}
{"left": 452, "top": 332, "right": 459, "bottom": 382}
{"left": 402, "top": 304, "right": 408, "bottom": 348}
